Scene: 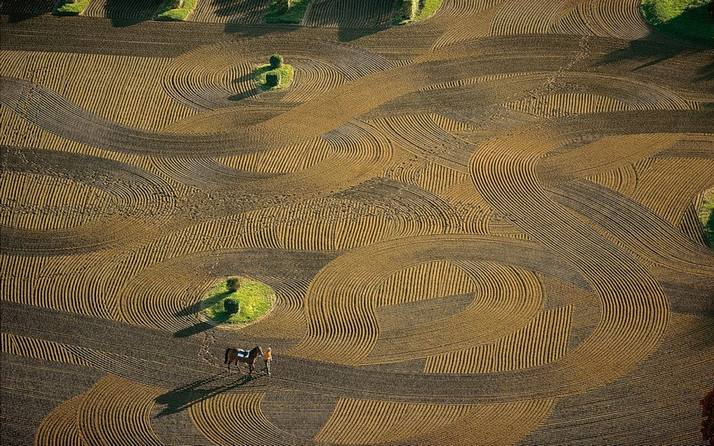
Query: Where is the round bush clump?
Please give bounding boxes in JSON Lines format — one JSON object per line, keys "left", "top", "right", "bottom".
{"left": 227, "top": 277, "right": 240, "bottom": 292}
{"left": 269, "top": 54, "right": 284, "bottom": 69}
{"left": 224, "top": 297, "right": 240, "bottom": 315}
{"left": 266, "top": 72, "right": 281, "bottom": 88}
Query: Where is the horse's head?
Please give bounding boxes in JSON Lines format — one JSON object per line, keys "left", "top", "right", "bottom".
{"left": 256, "top": 346, "right": 264, "bottom": 357}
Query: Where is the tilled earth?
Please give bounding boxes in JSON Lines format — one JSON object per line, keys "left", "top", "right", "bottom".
{"left": 1, "top": 0, "right": 713, "bottom": 444}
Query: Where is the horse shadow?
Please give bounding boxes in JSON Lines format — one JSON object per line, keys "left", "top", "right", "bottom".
{"left": 154, "top": 372, "right": 259, "bottom": 417}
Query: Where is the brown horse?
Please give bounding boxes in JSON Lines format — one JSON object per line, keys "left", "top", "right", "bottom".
{"left": 224, "top": 346, "right": 263, "bottom": 375}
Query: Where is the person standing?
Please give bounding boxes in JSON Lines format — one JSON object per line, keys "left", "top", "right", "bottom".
{"left": 263, "top": 347, "right": 272, "bottom": 376}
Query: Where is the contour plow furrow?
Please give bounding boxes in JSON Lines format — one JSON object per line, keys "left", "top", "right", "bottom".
{"left": 0, "top": 50, "right": 195, "bottom": 131}
{"left": 315, "top": 397, "right": 555, "bottom": 445}
{"left": 424, "top": 306, "right": 572, "bottom": 373}
{"left": 35, "top": 393, "right": 87, "bottom": 446}
{"left": 302, "top": 0, "right": 399, "bottom": 28}
{"left": 76, "top": 375, "right": 163, "bottom": 445}
{"left": 189, "top": 0, "right": 272, "bottom": 24}
{"left": 2, "top": 1, "right": 713, "bottom": 443}
{"left": 549, "top": 179, "right": 714, "bottom": 277}
{"left": 291, "top": 235, "right": 588, "bottom": 366}
{"left": 190, "top": 393, "right": 297, "bottom": 445}
{"left": 468, "top": 110, "right": 713, "bottom": 395}
{"left": 1, "top": 332, "right": 91, "bottom": 367}
{"left": 368, "top": 262, "right": 544, "bottom": 364}
{"left": 628, "top": 156, "right": 714, "bottom": 227}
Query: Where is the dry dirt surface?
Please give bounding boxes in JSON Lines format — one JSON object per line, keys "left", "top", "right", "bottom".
{"left": 1, "top": 0, "right": 713, "bottom": 445}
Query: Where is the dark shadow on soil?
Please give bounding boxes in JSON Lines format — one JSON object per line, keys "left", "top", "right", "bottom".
{"left": 154, "top": 372, "right": 259, "bottom": 416}
{"left": 0, "top": 0, "right": 53, "bottom": 22}
{"left": 173, "top": 321, "right": 217, "bottom": 338}
{"left": 175, "top": 290, "right": 232, "bottom": 318}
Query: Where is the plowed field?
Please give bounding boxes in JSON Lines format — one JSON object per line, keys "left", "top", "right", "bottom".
{"left": 1, "top": 0, "right": 713, "bottom": 444}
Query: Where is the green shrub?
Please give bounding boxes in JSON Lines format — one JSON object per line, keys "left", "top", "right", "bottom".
{"left": 640, "top": 0, "right": 714, "bottom": 43}
{"left": 224, "top": 298, "right": 240, "bottom": 315}
{"left": 54, "top": 0, "right": 91, "bottom": 15}
{"left": 265, "top": 0, "right": 310, "bottom": 23}
{"left": 227, "top": 277, "right": 240, "bottom": 292}
{"left": 266, "top": 72, "right": 281, "bottom": 88}
{"left": 276, "top": 0, "right": 293, "bottom": 12}
{"left": 269, "top": 54, "right": 284, "bottom": 69}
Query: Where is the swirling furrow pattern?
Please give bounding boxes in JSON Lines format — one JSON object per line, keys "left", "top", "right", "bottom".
{"left": 189, "top": 0, "right": 271, "bottom": 24}
{"left": 315, "top": 397, "right": 555, "bottom": 445}
{"left": 190, "top": 393, "right": 297, "bottom": 446}
{"left": 1, "top": 332, "right": 91, "bottom": 367}
{"left": 76, "top": 374, "right": 163, "bottom": 446}
{"left": 302, "top": 0, "right": 398, "bottom": 28}
{"left": 35, "top": 393, "right": 87, "bottom": 446}
{"left": 2, "top": 3, "right": 713, "bottom": 445}
{"left": 424, "top": 306, "right": 572, "bottom": 373}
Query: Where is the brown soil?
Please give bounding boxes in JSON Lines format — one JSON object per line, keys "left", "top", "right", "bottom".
{"left": 1, "top": 0, "right": 713, "bottom": 444}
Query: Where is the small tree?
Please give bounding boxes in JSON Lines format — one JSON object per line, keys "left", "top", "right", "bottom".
{"left": 224, "top": 298, "right": 240, "bottom": 315}
{"left": 402, "top": 0, "right": 417, "bottom": 20}
{"left": 269, "top": 53, "right": 284, "bottom": 69}
{"left": 227, "top": 277, "right": 240, "bottom": 292}
{"left": 266, "top": 72, "right": 281, "bottom": 88}
{"left": 276, "top": 0, "right": 293, "bottom": 13}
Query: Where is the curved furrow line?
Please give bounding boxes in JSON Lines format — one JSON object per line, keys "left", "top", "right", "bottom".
{"left": 190, "top": 393, "right": 297, "bottom": 446}
{"left": 217, "top": 137, "right": 333, "bottom": 173}
{"left": 490, "top": 0, "right": 563, "bottom": 36}
{"left": 588, "top": 163, "right": 639, "bottom": 196}
{"left": 77, "top": 375, "right": 163, "bottom": 446}
{"left": 315, "top": 397, "right": 555, "bottom": 445}
{"left": 375, "top": 260, "right": 476, "bottom": 306}
{"left": 35, "top": 393, "right": 87, "bottom": 446}
{"left": 2, "top": 332, "right": 92, "bottom": 367}
{"left": 550, "top": 3, "right": 594, "bottom": 36}
{"left": 424, "top": 306, "right": 572, "bottom": 373}
{"left": 189, "top": 0, "right": 271, "bottom": 24}
{"left": 678, "top": 194, "right": 709, "bottom": 247}
{"left": 430, "top": 0, "right": 507, "bottom": 49}
{"left": 469, "top": 110, "right": 713, "bottom": 395}
{"left": 0, "top": 50, "right": 194, "bottom": 131}
{"left": 367, "top": 114, "right": 474, "bottom": 172}
{"left": 291, "top": 235, "right": 588, "bottom": 366}
{"left": 161, "top": 38, "right": 394, "bottom": 114}
{"left": 504, "top": 92, "right": 632, "bottom": 117}
{"left": 83, "top": 0, "right": 162, "bottom": 21}
{"left": 0, "top": 170, "right": 110, "bottom": 231}
{"left": 116, "top": 248, "right": 333, "bottom": 337}
{"left": 538, "top": 133, "right": 683, "bottom": 185}
{"left": 521, "top": 313, "right": 713, "bottom": 445}
{"left": 577, "top": 0, "right": 650, "bottom": 40}
{"left": 629, "top": 156, "right": 714, "bottom": 227}
{"left": 368, "top": 262, "right": 543, "bottom": 364}
{"left": 1, "top": 147, "right": 178, "bottom": 255}
{"left": 282, "top": 56, "right": 349, "bottom": 104}
{"left": 302, "top": 0, "right": 398, "bottom": 28}
{"left": 549, "top": 178, "right": 714, "bottom": 277}
{"left": 0, "top": 251, "right": 125, "bottom": 321}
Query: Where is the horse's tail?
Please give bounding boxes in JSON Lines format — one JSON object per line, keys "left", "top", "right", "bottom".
{"left": 224, "top": 348, "right": 230, "bottom": 364}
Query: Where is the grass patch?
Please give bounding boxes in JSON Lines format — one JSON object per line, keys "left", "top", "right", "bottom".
{"left": 396, "top": 0, "right": 444, "bottom": 24}
{"left": 201, "top": 277, "right": 275, "bottom": 325}
{"left": 54, "top": 0, "right": 92, "bottom": 15}
{"left": 265, "top": 0, "right": 311, "bottom": 24}
{"left": 640, "top": 0, "right": 714, "bottom": 43}
{"left": 254, "top": 63, "right": 295, "bottom": 90}
{"left": 156, "top": 0, "right": 196, "bottom": 21}
{"left": 699, "top": 188, "right": 714, "bottom": 247}
{"left": 414, "top": 0, "right": 443, "bottom": 21}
